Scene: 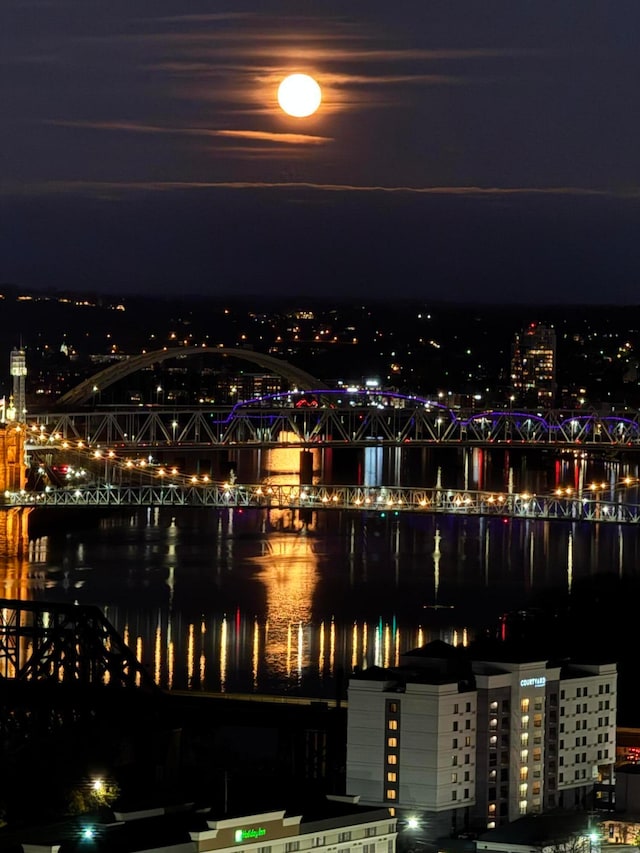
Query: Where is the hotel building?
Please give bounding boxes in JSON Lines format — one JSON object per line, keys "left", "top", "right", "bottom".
{"left": 19, "top": 795, "right": 397, "bottom": 853}
{"left": 346, "top": 642, "right": 616, "bottom": 835}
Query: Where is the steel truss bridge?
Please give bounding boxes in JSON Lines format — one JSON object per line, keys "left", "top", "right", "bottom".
{"left": 7, "top": 483, "right": 640, "bottom": 524}
{"left": 0, "top": 598, "right": 155, "bottom": 689}
{"left": 27, "top": 395, "right": 640, "bottom": 449}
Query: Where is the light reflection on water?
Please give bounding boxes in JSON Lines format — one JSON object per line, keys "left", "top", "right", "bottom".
{"left": 1, "top": 499, "right": 640, "bottom": 697}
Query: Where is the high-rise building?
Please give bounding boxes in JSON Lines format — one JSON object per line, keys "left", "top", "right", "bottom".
{"left": 346, "top": 642, "right": 616, "bottom": 836}
{"left": 511, "top": 323, "right": 556, "bottom": 405}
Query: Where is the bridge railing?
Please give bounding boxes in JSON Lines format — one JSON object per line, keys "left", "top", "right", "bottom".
{"left": 5, "top": 483, "right": 640, "bottom": 524}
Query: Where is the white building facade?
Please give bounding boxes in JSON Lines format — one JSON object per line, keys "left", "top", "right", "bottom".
{"left": 346, "top": 644, "right": 616, "bottom": 834}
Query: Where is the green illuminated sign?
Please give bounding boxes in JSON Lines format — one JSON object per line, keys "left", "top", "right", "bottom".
{"left": 235, "top": 828, "right": 267, "bottom": 843}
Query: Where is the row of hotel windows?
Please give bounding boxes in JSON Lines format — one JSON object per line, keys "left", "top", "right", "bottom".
{"left": 560, "top": 684, "right": 611, "bottom": 699}
{"left": 557, "top": 749, "right": 609, "bottom": 764}
{"left": 559, "top": 735, "right": 610, "bottom": 748}
{"left": 559, "top": 769, "right": 591, "bottom": 781}
{"left": 319, "top": 844, "right": 392, "bottom": 853}
{"left": 567, "top": 704, "right": 613, "bottom": 715}
{"left": 256, "top": 834, "right": 386, "bottom": 853}
{"left": 560, "top": 717, "right": 609, "bottom": 749}
{"left": 252, "top": 826, "right": 395, "bottom": 853}
{"left": 558, "top": 723, "right": 610, "bottom": 736}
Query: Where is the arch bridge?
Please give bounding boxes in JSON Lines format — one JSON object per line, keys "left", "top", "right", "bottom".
{"left": 54, "top": 346, "right": 322, "bottom": 409}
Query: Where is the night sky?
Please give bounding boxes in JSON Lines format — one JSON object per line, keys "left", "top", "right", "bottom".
{"left": 2, "top": 0, "right": 640, "bottom": 302}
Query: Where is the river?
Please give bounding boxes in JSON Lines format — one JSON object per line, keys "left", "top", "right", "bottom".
{"left": 1, "top": 497, "right": 637, "bottom": 709}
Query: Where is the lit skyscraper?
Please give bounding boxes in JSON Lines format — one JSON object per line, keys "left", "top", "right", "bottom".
{"left": 511, "top": 323, "right": 556, "bottom": 405}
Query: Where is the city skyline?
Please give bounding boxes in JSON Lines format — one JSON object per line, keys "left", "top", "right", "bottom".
{"left": 2, "top": 1, "right": 640, "bottom": 302}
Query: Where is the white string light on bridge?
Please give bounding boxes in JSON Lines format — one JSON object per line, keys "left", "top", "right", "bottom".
{"left": 7, "top": 421, "right": 640, "bottom": 523}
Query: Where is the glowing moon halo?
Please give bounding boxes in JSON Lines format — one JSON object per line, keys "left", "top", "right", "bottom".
{"left": 277, "top": 73, "right": 322, "bottom": 118}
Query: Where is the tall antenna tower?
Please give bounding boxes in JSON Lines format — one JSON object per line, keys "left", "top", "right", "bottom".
{"left": 10, "top": 348, "right": 27, "bottom": 421}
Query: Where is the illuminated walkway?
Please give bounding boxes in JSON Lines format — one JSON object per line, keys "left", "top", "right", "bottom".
{"left": 5, "top": 482, "right": 640, "bottom": 524}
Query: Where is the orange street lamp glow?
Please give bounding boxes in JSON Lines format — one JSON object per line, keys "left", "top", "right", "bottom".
{"left": 277, "top": 73, "right": 322, "bottom": 118}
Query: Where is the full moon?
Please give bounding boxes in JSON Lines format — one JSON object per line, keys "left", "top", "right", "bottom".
{"left": 277, "top": 74, "right": 322, "bottom": 118}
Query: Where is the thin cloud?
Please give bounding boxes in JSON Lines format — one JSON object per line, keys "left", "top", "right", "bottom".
{"left": 146, "top": 13, "right": 253, "bottom": 24}
{"left": 4, "top": 180, "right": 634, "bottom": 199}
{"left": 49, "top": 120, "right": 331, "bottom": 147}
{"left": 214, "top": 130, "right": 331, "bottom": 145}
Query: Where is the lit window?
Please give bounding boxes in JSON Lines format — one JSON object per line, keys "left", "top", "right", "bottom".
{"left": 490, "top": 701, "right": 498, "bottom": 711}
{"left": 387, "top": 772, "right": 397, "bottom": 782}
{"left": 389, "top": 702, "right": 398, "bottom": 713}
{"left": 521, "top": 699, "right": 530, "bottom": 713}
{"left": 519, "top": 800, "right": 528, "bottom": 815}
{"left": 488, "top": 804, "right": 496, "bottom": 814}
{"left": 521, "top": 749, "right": 528, "bottom": 762}
{"left": 521, "top": 733, "right": 529, "bottom": 746}
{"left": 388, "top": 720, "right": 398, "bottom": 730}
{"left": 489, "top": 717, "right": 498, "bottom": 729}
{"left": 519, "top": 783, "right": 528, "bottom": 797}
{"left": 387, "top": 755, "right": 397, "bottom": 765}
{"left": 521, "top": 715, "right": 529, "bottom": 728}
{"left": 386, "top": 790, "right": 397, "bottom": 800}
{"left": 520, "top": 767, "right": 528, "bottom": 781}
{"left": 451, "top": 773, "right": 458, "bottom": 783}
{"left": 387, "top": 737, "right": 397, "bottom": 748}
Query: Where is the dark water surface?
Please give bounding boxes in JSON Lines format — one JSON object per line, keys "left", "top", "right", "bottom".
{"left": 3, "top": 502, "right": 639, "bottom": 704}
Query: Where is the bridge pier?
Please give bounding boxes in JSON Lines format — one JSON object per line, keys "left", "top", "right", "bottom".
{"left": 0, "top": 507, "right": 31, "bottom": 557}
{"left": 0, "top": 420, "right": 30, "bottom": 555}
